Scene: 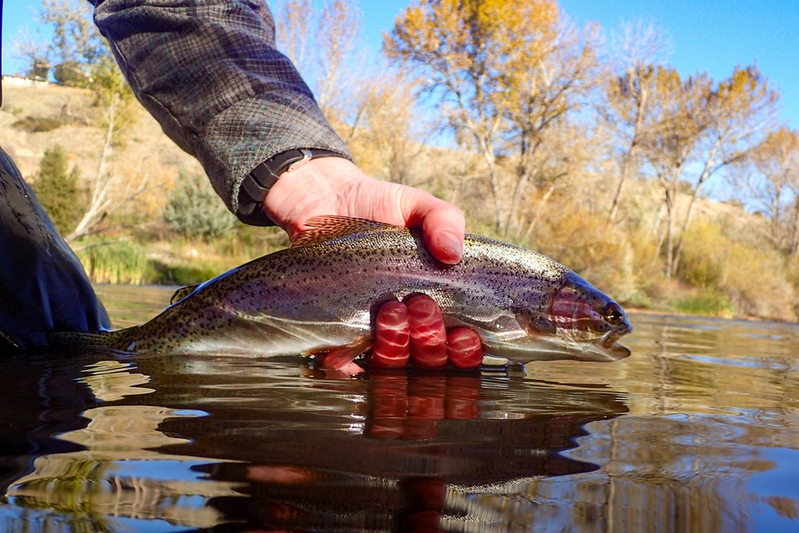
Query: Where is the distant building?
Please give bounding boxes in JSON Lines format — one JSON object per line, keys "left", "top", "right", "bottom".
{"left": 1, "top": 75, "right": 49, "bottom": 88}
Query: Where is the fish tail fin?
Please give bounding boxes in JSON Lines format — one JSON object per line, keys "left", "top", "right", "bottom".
{"left": 48, "top": 329, "right": 132, "bottom": 351}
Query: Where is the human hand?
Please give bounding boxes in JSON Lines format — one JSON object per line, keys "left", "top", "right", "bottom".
{"left": 264, "top": 157, "right": 464, "bottom": 264}
{"left": 264, "top": 157, "right": 482, "bottom": 369}
{"left": 371, "top": 295, "right": 483, "bottom": 369}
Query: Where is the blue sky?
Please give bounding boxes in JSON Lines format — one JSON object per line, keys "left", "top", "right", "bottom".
{"left": 362, "top": 0, "right": 799, "bottom": 129}
{"left": 3, "top": 1, "right": 797, "bottom": 127}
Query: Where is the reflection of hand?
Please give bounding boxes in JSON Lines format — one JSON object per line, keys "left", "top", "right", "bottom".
{"left": 265, "top": 158, "right": 483, "bottom": 369}
{"left": 369, "top": 370, "right": 481, "bottom": 440}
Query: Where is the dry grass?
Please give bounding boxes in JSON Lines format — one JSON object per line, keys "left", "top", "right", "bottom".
{"left": 1, "top": 81, "right": 203, "bottom": 217}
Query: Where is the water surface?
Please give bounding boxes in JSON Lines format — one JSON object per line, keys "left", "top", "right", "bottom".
{"left": 1, "top": 285, "right": 798, "bottom": 532}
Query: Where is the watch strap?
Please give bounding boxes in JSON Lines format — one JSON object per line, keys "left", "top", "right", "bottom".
{"left": 236, "top": 148, "right": 342, "bottom": 225}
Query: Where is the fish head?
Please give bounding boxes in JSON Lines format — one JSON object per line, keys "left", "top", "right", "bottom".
{"left": 516, "top": 271, "right": 632, "bottom": 362}
{"left": 548, "top": 271, "right": 632, "bottom": 356}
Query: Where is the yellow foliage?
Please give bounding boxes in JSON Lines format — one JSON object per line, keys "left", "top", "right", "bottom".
{"left": 386, "top": 0, "right": 561, "bottom": 105}
{"left": 677, "top": 220, "right": 728, "bottom": 287}
{"left": 527, "top": 203, "right": 637, "bottom": 302}
{"left": 679, "top": 220, "right": 795, "bottom": 320}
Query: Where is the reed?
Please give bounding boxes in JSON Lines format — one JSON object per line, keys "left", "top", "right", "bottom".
{"left": 77, "top": 240, "right": 152, "bottom": 285}
{"left": 672, "top": 289, "right": 734, "bottom": 318}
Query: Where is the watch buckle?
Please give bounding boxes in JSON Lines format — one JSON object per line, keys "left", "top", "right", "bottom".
{"left": 285, "top": 149, "right": 313, "bottom": 173}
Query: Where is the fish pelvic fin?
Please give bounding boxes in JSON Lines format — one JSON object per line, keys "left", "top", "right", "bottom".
{"left": 291, "top": 216, "right": 396, "bottom": 248}
{"left": 308, "top": 336, "right": 374, "bottom": 370}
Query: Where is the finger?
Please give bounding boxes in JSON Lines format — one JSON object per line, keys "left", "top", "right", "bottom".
{"left": 446, "top": 327, "right": 484, "bottom": 369}
{"left": 371, "top": 300, "right": 410, "bottom": 368}
{"left": 406, "top": 295, "right": 448, "bottom": 368}
{"left": 399, "top": 190, "right": 465, "bottom": 265}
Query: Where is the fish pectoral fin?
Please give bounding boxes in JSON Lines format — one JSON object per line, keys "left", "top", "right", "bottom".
{"left": 308, "top": 336, "right": 374, "bottom": 370}
{"left": 291, "top": 216, "right": 395, "bottom": 248}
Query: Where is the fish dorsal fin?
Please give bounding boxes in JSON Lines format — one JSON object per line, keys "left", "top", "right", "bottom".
{"left": 170, "top": 284, "right": 200, "bottom": 305}
{"left": 291, "top": 216, "right": 393, "bottom": 248}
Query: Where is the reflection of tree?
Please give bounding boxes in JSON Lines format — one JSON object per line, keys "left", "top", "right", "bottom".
{"left": 1, "top": 356, "right": 239, "bottom": 531}
{"left": 13, "top": 459, "right": 116, "bottom": 533}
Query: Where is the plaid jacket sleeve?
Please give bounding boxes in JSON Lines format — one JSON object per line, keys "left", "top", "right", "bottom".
{"left": 90, "top": 0, "right": 351, "bottom": 223}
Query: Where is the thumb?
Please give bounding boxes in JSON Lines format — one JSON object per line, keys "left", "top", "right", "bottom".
{"left": 400, "top": 189, "right": 465, "bottom": 265}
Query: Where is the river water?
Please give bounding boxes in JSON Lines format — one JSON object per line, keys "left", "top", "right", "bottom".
{"left": 1, "top": 284, "right": 798, "bottom": 532}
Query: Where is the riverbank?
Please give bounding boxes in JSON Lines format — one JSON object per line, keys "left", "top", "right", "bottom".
{"left": 73, "top": 225, "right": 754, "bottom": 321}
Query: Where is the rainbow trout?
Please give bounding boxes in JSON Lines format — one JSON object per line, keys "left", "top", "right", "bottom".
{"left": 52, "top": 216, "right": 632, "bottom": 363}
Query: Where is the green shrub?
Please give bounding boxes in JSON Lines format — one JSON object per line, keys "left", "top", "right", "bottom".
{"left": 53, "top": 60, "right": 90, "bottom": 87}
{"left": 31, "top": 144, "right": 85, "bottom": 235}
{"left": 164, "top": 170, "right": 237, "bottom": 239}
{"left": 673, "top": 289, "right": 734, "bottom": 318}
{"left": 149, "top": 261, "right": 221, "bottom": 286}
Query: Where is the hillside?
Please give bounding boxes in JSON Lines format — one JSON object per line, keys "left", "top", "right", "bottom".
{"left": 1, "top": 79, "right": 203, "bottom": 217}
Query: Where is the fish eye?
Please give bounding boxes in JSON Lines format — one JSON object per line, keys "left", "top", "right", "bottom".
{"left": 604, "top": 303, "right": 624, "bottom": 325}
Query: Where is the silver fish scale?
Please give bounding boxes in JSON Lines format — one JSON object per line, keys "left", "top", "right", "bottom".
{"left": 160, "top": 229, "right": 559, "bottom": 348}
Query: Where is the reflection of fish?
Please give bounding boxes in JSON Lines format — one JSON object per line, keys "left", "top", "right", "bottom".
{"left": 53, "top": 216, "right": 632, "bottom": 363}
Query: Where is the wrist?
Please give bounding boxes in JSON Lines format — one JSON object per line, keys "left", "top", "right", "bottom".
{"left": 264, "top": 157, "right": 368, "bottom": 233}
{"left": 236, "top": 148, "right": 347, "bottom": 226}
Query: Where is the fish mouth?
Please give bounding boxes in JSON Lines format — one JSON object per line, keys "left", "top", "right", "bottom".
{"left": 597, "top": 341, "right": 632, "bottom": 361}
{"left": 601, "top": 323, "right": 633, "bottom": 348}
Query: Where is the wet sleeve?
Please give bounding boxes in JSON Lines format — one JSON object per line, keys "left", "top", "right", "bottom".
{"left": 89, "top": 0, "right": 351, "bottom": 222}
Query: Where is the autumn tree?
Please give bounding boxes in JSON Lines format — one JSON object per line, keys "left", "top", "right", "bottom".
{"left": 642, "top": 64, "right": 778, "bottom": 277}
{"left": 640, "top": 68, "right": 710, "bottom": 278}
{"left": 503, "top": 19, "right": 601, "bottom": 234}
{"left": 275, "top": 0, "right": 431, "bottom": 191}
{"left": 670, "top": 65, "right": 779, "bottom": 270}
{"left": 274, "top": 0, "right": 366, "bottom": 123}
{"left": 346, "top": 73, "right": 431, "bottom": 185}
{"left": 729, "top": 127, "right": 799, "bottom": 254}
{"left": 604, "top": 18, "right": 671, "bottom": 224}
{"left": 66, "top": 56, "right": 145, "bottom": 241}
{"left": 11, "top": 0, "right": 146, "bottom": 240}
{"left": 14, "top": 0, "right": 108, "bottom": 84}
{"left": 385, "top": 0, "right": 598, "bottom": 235}
{"left": 13, "top": 29, "right": 52, "bottom": 80}
{"left": 274, "top": 0, "right": 312, "bottom": 75}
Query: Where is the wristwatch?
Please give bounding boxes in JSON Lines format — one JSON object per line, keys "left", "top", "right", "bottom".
{"left": 236, "top": 148, "right": 342, "bottom": 225}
